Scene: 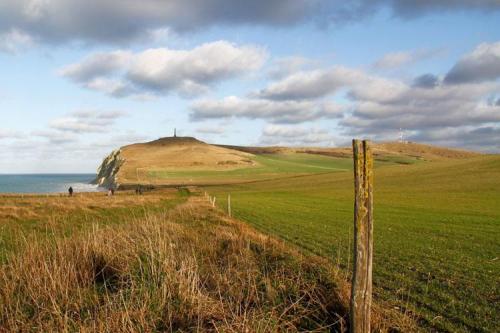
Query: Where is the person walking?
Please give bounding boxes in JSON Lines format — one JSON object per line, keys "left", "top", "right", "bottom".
{"left": 68, "top": 186, "right": 74, "bottom": 197}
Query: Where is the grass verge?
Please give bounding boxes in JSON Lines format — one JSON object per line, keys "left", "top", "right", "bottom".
{"left": 0, "top": 196, "right": 414, "bottom": 332}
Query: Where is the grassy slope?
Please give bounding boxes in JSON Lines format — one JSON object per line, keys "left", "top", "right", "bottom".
{"left": 207, "top": 155, "right": 500, "bottom": 332}
{"left": 148, "top": 152, "right": 416, "bottom": 185}
{"left": 117, "top": 137, "right": 256, "bottom": 185}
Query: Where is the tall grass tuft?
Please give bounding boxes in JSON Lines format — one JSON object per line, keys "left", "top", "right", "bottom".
{"left": 0, "top": 197, "right": 413, "bottom": 331}
{"left": 0, "top": 199, "right": 350, "bottom": 332}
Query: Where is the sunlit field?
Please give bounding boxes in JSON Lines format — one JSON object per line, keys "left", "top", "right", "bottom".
{"left": 208, "top": 155, "right": 500, "bottom": 332}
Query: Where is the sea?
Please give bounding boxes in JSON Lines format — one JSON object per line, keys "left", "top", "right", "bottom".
{"left": 0, "top": 174, "right": 104, "bottom": 194}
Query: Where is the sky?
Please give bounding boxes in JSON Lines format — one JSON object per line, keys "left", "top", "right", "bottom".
{"left": 0, "top": 1, "right": 499, "bottom": 173}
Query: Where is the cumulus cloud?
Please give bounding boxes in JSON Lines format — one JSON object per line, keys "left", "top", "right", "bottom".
{"left": 60, "top": 41, "right": 267, "bottom": 98}
{"left": 338, "top": 78, "right": 500, "bottom": 153}
{"left": 267, "top": 56, "right": 316, "bottom": 79}
{"left": 411, "top": 126, "right": 500, "bottom": 152}
{"left": 256, "top": 67, "right": 363, "bottom": 100}
{"left": 412, "top": 73, "right": 440, "bottom": 89}
{"left": 0, "top": 0, "right": 322, "bottom": 45}
{"left": 444, "top": 41, "right": 500, "bottom": 84}
{"left": 0, "top": 129, "right": 24, "bottom": 140}
{"left": 372, "top": 49, "right": 443, "bottom": 70}
{"left": 0, "top": 129, "right": 152, "bottom": 173}
{"left": 0, "top": 29, "right": 33, "bottom": 53}
{"left": 189, "top": 41, "right": 500, "bottom": 151}
{"left": 32, "top": 130, "right": 79, "bottom": 144}
{"left": 48, "top": 110, "right": 127, "bottom": 134}
{"left": 0, "top": 1, "right": 498, "bottom": 48}
{"left": 256, "top": 66, "right": 406, "bottom": 102}
{"left": 59, "top": 51, "right": 131, "bottom": 82}
{"left": 190, "top": 96, "right": 345, "bottom": 124}
{"left": 259, "top": 125, "right": 336, "bottom": 146}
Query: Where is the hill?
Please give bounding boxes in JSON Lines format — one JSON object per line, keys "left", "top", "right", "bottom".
{"left": 220, "top": 141, "right": 481, "bottom": 161}
{"left": 95, "top": 137, "right": 482, "bottom": 189}
{"left": 94, "top": 136, "right": 256, "bottom": 188}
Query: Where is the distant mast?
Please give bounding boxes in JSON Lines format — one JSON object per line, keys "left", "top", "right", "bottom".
{"left": 399, "top": 128, "right": 407, "bottom": 144}
{"left": 174, "top": 128, "right": 177, "bottom": 137}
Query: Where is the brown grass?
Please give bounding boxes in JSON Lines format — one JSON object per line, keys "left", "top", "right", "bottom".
{"left": 0, "top": 190, "right": 174, "bottom": 222}
{"left": 118, "top": 137, "right": 257, "bottom": 184}
{"left": 0, "top": 197, "right": 414, "bottom": 332}
{"left": 220, "top": 141, "right": 481, "bottom": 162}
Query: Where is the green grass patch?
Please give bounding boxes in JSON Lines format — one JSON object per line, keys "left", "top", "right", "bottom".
{"left": 207, "top": 155, "right": 500, "bottom": 332}
{"left": 148, "top": 152, "right": 418, "bottom": 185}
{"left": 149, "top": 153, "right": 352, "bottom": 183}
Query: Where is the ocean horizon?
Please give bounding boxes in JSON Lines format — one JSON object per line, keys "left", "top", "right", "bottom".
{"left": 0, "top": 174, "right": 104, "bottom": 194}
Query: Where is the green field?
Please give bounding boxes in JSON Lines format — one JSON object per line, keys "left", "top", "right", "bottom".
{"left": 147, "top": 152, "right": 418, "bottom": 184}
{"left": 207, "top": 154, "right": 500, "bottom": 332}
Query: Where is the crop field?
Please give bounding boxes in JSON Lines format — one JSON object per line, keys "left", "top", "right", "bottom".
{"left": 207, "top": 154, "right": 500, "bottom": 332}
{"left": 146, "top": 152, "right": 417, "bottom": 185}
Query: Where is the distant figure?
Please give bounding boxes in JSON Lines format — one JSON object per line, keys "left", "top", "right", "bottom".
{"left": 68, "top": 186, "right": 73, "bottom": 197}
{"left": 111, "top": 188, "right": 115, "bottom": 196}
{"left": 108, "top": 187, "right": 115, "bottom": 196}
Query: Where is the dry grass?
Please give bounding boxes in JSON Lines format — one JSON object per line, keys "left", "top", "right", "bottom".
{"left": 118, "top": 137, "right": 257, "bottom": 184}
{"left": 221, "top": 141, "right": 480, "bottom": 162}
{"left": 0, "top": 190, "right": 175, "bottom": 222}
{"left": 0, "top": 197, "right": 413, "bottom": 332}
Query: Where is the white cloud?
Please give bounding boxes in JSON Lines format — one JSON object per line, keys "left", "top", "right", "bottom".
{"left": 256, "top": 67, "right": 362, "bottom": 100}
{"left": 190, "top": 96, "right": 345, "bottom": 124}
{"left": 444, "top": 41, "right": 500, "bottom": 84}
{"left": 60, "top": 41, "right": 267, "bottom": 98}
{"left": 0, "top": 29, "right": 33, "bottom": 53}
{"left": 267, "top": 56, "right": 316, "bottom": 79}
{"left": 190, "top": 41, "right": 500, "bottom": 151}
{"left": 0, "top": 129, "right": 24, "bottom": 140}
{"left": 256, "top": 65, "right": 408, "bottom": 103}
{"left": 48, "top": 110, "right": 127, "bottom": 134}
{"left": 372, "top": 49, "right": 443, "bottom": 70}
{"left": 59, "top": 51, "right": 132, "bottom": 82}
{"left": 259, "top": 125, "right": 337, "bottom": 146}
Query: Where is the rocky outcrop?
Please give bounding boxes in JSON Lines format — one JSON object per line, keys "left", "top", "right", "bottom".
{"left": 93, "top": 149, "right": 124, "bottom": 188}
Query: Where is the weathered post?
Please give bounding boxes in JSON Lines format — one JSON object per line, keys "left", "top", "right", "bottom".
{"left": 212, "top": 196, "right": 216, "bottom": 208}
{"left": 228, "top": 194, "right": 231, "bottom": 217}
{"left": 350, "top": 139, "right": 374, "bottom": 333}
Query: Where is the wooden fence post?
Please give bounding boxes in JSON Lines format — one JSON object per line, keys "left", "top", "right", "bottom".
{"left": 228, "top": 194, "right": 231, "bottom": 217}
{"left": 350, "top": 139, "right": 374, "bottom": 333}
